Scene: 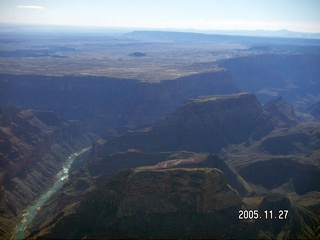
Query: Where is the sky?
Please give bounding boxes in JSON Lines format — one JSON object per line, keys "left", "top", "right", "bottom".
{"left": 0, "top": 0, "right": 320, "bottom": 33}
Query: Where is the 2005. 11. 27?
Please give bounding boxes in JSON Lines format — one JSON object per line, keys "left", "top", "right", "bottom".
{"left": 239, "top": 209, "right": 289, "bottom": 220}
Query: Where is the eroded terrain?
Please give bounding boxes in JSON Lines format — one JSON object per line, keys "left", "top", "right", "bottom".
{"left": 0, "top": 28, "right": 320, "bottom": 239}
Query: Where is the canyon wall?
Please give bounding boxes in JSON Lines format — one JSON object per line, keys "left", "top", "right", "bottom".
{"left": 0, "top": 106, "right": 95, "bottom": 240}
{"left": 96, "top": 92, "right": 274, "bottom": 155}
{"left": 0, "top": 70, "right": 239, "bottom": 135}
{"left": 28, "top": 168, "right": 245, "bottom": 239}
{"left": 219, "top": 53, "right": 320, "bottom": 108}
{"left": 23, "top": 92, "right": 320, "bottom": 239}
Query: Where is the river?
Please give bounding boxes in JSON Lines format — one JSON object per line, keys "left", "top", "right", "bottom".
{"left": 13, "top": 147, "right": 91, "bottom": 240}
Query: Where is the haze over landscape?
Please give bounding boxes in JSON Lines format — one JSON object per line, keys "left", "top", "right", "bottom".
{"left": 0, "top": 1, "right": 320, "bottom": 239}
{"left": 1, "top": 0, "right": 320, "bottom": 33}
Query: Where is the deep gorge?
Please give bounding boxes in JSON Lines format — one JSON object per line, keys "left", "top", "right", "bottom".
{"left": 1, "top": 51, "right": 320, "bottom": 239}
{"left": 0, "top": 70, "right": 239, "bottom": 239}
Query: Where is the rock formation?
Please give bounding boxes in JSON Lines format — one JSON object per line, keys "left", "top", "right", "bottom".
{"left": 253, "top": 124, "right": 320, "bottom": 155}
{"left": 1, "top": 30, "right": 320, "bottom": 240}
{"left": 68, "top": 150, "right": 250, "bottom": 197}
{"left": 0, "top": 71, "right": 239, "bottom": 135}
{"left": 20, "top": 91, "right": 320, "bottom": 239}
{"left": 237, "top": 157, "right": 320, "bottom": 194}
{"left": 219, "top": 53, "right": 320, "bottom": 106}
{"left": 28, "top": 168, "right": 320, "bottom": 239}
{"left": 97, "top": 93, "right": 274, "bottom": 155}
{"left": 309, "top": 101, "right": 320, "bottom": 121}
{"left": 28, "top": 168, "right": 244, "bottom": 239}
{"left": 263, "top": 97, "right": 297, "bottom": 127}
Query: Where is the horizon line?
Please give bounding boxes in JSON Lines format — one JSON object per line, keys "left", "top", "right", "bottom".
{"left": 0, "top": 22, "right": 320, "bottom": 36}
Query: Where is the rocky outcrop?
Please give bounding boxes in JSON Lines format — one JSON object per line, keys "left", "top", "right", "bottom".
{"left": 26, "top": 150, "right": 250, "bottom": 238}
{"left": 70, "top": 150, "right": 250, "bottom": 196}
{"left": 309, "top": 101, "right": 320, "bottom": 120}
{"left": 117, "top": 168, "right": 241, "bottom": 214}
{"left": 137, "top": 151, "right": 250, "bottom": 197}
{"left": 97, "top": 93, "right": 274, "bottom": 155}
{"left": 28, "top": 168, "right": 244, "bottom": 239}
{"left": 0, "top": 71, "right": 239, "bottom": 135}
{"left": 237, "top": 157, "right": 320, "bottom": 194}
{"left": 28, "top": 166, "right": 320, "bottom": 239}
{"left": 253, "top": 124, "right": 320, "bottom": 155}
{"left": 0, "top": 106, "right": 95, "bottom": 240}
{"left": 15, "top": 89, "right": 320, "bottom": 239}
{"left": 219, "top": 53, "right": 320, "bottom": 106}
{"left": 242, "top": 192, "right": 320, "bottom": 239}
{"left": 76, "top": 151, "right": 173, "bottom": 187}
{"left": 263, "top": 97, "right": 297, "bottom": 127}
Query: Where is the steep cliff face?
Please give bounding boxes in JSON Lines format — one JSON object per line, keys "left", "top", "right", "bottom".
{"left": 70, "top": 150, "right": 250, "bottom": 196}
{"left": 0, "top": 71, "right": 239, "bottom": 134}
{"left": 118, "top": 168, "right": 242, "bottom": 214}
{"left": 137, "top": 152, "right": 251, "bottom": 197}
{"left": 26, "top": 150, "right": 252, "bottom": 239}
{"left": 17, "top": 89, "right": 320, "bottom": 239}
{"left": 263, "top": 97, "right": 297, "bottom": 127}
{"left": 253, "top": 124, "right": 320, "bottom": 155}
{"left": 242, "top": 192, "right": 320, "bottom": 239}
{"left": 237, "top": 157, "right": 320, "bottom": 194}
{"left": 309, "top": 101, "right": 320, "bottom": 120}
{"left": 225, "top": 123, "right": 320, "bottom": 196}
{"left": 0, "top": 106, "right": 95, "bottom": 240}
{"left": 98, "top": 93, "right": 274, "bottom": 155}
{"left": 219, "top": 53, "right": 320, "bottom": 106}
{"left": 28, "top": 168, "right": 320, "bottom": 239}
{"left": 28, "top": 168, "right": 244, "bottom": 239}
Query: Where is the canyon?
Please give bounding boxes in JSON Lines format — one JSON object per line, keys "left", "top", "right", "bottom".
{"left": 25, "top": 92, "right": 320, "bottom": 239}
{"left": 0, "top": 106, "right": 95, "bottom": 239}
{"left": 0, "top": 29, "right": 320, "bottom": 239}
{"left": 0, "top": 71, "right": 238, "bottom": 135}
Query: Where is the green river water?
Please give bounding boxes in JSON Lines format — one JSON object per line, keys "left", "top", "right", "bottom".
{"left": 13, "top": 147, "right": 91, "bottom": 240}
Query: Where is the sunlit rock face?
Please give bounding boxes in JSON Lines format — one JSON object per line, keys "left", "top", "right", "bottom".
{"left": 117, "top": 168, "right": 242, "bottom": 217}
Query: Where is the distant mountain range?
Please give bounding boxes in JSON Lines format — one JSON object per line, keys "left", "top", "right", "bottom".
{"left": 190, "top": 29, "right": 320, "bottom": 39}
{"left": 1, "top": 23, "right": 319, "bottom": 39}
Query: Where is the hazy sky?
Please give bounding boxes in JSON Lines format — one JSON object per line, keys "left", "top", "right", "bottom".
{"left": 1, "top": 0, "right": 320, "bottom": 32}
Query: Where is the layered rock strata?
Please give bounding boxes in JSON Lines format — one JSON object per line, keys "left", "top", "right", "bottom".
{"left": 96, "top": 92, "right": 274, "bottom": 155}
{"left": 0, "top": 106, "right": 95, "bottom": 240}
{"left": 28, "top": 168, "right": 244, "bottom": 239}
{"left": 0, "top": 71, "right": 239, "bottom": 134}
{"left": 263, "top": 97, "right": 297, "bottom": 127}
